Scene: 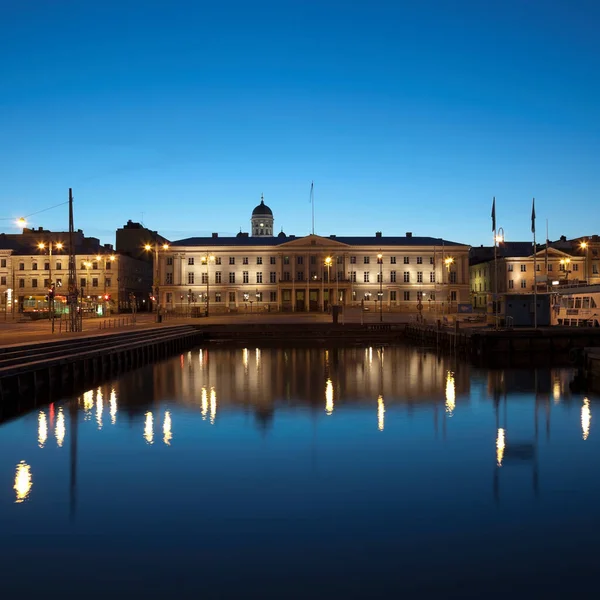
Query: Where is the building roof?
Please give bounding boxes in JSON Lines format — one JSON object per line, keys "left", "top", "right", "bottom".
{"left": 171, "top": 234, "right": 467, "bottom": 247}
{"left": 251, "top": 199, "right": 273, "bottom": 217}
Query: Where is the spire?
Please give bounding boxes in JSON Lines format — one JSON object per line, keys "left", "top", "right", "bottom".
{"left": 261, "top": 193, "right": 264, "bottom": 205}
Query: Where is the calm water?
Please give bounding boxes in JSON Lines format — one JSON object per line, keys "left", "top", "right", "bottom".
{"left": 1, "top": 345, "right": 599, "bottom": 598}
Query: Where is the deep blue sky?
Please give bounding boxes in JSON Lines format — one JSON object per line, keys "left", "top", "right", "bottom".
{"left": 1, "top": 0, "right": 598, "bottom": 246}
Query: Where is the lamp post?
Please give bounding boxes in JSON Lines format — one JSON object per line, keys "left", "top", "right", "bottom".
{"left": 201, "top": 252, "right": 215, "bottom": 317}
{"left": 377, "top": 252, "right": 383, "bottom": 322}
{"left": 39, "top": 241, "right": 63, "bottom": 332}
{"left": 560, "top": 258, "right": 571, "bottom": 284}
{"left": 145, "top": 242, "right": 169, "bottom": 320}
{"left": 83, "top": 260, "right": 92, "bottom": 320}
{"left": 324, "top": 256, "right": 332, "bottom": 311}
{"left": 444, "top": 256, "right": 454, "bottom": 316}
{"left": 580, "top": 241, "right": 588, "bottom": 284}
{"left": 493, "top": 228, "right": 504, "bottom": 329}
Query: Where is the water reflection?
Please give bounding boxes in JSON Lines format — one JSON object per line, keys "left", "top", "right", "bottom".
{"left": 325, "top": 379, "right": 334, "bottom": 415}
{"left": 14, "top": 461, "right": 32, "bottom": 503}
{"left": 163, "top": 411, "right": 172, "bottom": 446}
{"left": 496, "top": 428, "right": 505, "bottom": 466}
{"left": 377, "top": 395, "right": 385, "bottom": 431}
{"left": 55, "top": 407, "right": 65, "bottom": 447}
{"left": 201, "top": 387, "right": 208, "bottom": 420}
{"left": 445, "top": 371, "right": 456, "bottom": 416}
{"left": 144, "top": 412, "right": 154, "bottom": 444}
{"left": 110, "top": 388, "right": 117, "bottom": 425}
{"left": 38, "top": 411, "right": 47, "bottom": 448}
{"left": 582, "top": 398, "right": 591, "bottom": 441}
{"left": 96, "top": 387, "right": 103, "bottom": 430}
{"left": 210, "top": 387, "right": 217, "bottom": 425}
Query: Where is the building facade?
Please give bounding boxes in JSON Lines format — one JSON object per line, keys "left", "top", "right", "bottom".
{"left": 158, "top": 199, "right": 471, "bottom": 314}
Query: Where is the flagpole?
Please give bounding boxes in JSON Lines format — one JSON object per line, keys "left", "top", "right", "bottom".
{"left": 310, "top": 181, "right": 315, "bottom": 235}
{"left": 532, "top": 198, "right": 537, "bottom": 329}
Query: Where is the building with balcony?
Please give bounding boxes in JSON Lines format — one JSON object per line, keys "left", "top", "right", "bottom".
{"left": 158, "top": 198, "right": 470, "bottom": 314}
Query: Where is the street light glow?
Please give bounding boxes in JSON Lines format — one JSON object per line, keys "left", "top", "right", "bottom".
{"left": 144, "top": 244, "right": 152, "bottom": 251}
{"left": 162, "top": 243, "right": 169, "bottom": 250}
{"left": 16, "top": 217, "right": 26, "bottom": 228}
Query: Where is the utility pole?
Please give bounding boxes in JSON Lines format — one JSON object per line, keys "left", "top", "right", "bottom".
{"left": 67, "top": 188, "right": 80, "bottom": 332}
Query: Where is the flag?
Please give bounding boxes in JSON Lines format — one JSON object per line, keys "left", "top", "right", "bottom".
{"left": 531, "top": 198, "right": 536, "bottom": 233}
{"left": 491, "top": 197, "right": 496, "bottom": 232}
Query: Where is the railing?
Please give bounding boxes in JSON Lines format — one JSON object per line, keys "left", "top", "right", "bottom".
{"left": 97, "top": 317, "right": 136, "bottom": 330}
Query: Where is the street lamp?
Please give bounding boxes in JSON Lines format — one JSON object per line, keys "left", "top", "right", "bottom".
{"left": 444, "top": 256, "right": 454, "bottom": 315}
{"left": 38, "top": 241, "right": 63, "bottom": 332}
{"left": 377, "top": 252, "right": 383, "bottom": 322}
{"left": 580, "top": 241, "right": 589, "bottom": 284}
{"left": 560, "top": 257, "right": 571, "bottom": 283}
{"left": 200, "top": 252, "right": 215, "bottom": 317}
{"left": 144, "top": 242, "right": 169, "bottom": 319}
{"left": 324, "top": 256, "right": 332, "bottom": 311}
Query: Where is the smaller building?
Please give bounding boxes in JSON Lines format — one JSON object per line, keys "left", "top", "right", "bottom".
{"left": 504, "top": 293, "right": 551, "bottom": 327}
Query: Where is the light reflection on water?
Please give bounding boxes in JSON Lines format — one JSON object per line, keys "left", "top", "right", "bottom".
{"left": 1, "top": 345, "right": 600, "bottom": 596}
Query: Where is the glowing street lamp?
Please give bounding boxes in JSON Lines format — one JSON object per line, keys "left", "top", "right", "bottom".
{"left": 324, "top": 256, "right": 332, "bottom": 311}
{"left": 377, "top": 252, "right": 383, "bottom": 322}
{"left": 560, "top": 257, "right": 571, "bottom": 283}
{"left": 580, "top": 241, "right": 589, "bottom": 284}
{"left": 144, "top": 242, "right": 170, "bottom": 319}
{"left": 16, "top": 217, "right": 27, "bottom": 229}
{"left": 200, "top": 253, "right": 215, "bottom": 317}
{"left": 444, "top": 257, "right": 454, "bottom": 315}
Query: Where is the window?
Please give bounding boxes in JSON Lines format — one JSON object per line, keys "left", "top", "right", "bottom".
{"left": 166, "top": 273, "right": 173, "bottom": 284}
{"left": 449, "top": 272, "right": 457, "bottom": 283}
{"left": 430, "top": 272, "right": 435, "bottom": 283}
{"left": 520, "top": 264, "right": 526, "bottom": 272}
{"left": 201, "top": 273, "right": 208, "bottom": 284}
{"left": 44, "top": 262, "right": 50, "bottom": 270}
{"left": 32, "top": 279, "right": 38, "bottom": 288}
{"left": 350, "top": 256, "right": 356, "bottom": 264}
{"left": 92, "top": 278, "right": 98, "bottom": 287}
{"left": 215, "top": 293, "right": 222, "bottom": 303}
{"left": 283, "top": 272, "right": 291, "bottom": 281}
{"left": 166, "top": 293, "right": 172, "bottom": 304}
{"left": 508, "top": 264, "right": 513, "bottom": 272}
{"left": 229, "top": 291, "right": 236, "bottom": 302}
{"left": 215, "top": 271, "right": 222, "bottom": 283}
{"left": 337, "top": 256, "right": 343, "bottom": 264}
{"left": 377, "top": 255, "right": 383, "bottom": 265}
{"left": 105, "top": 278, "right": 111, "bottom": 287}
{"left": 403, "top": 257, "right": 409, "bottom": 264}
{"left": 243, "top": 257, "right": 249, "bottom": 265}
{"left": 19, "top": 279, "right": 25, "bottom": 288}
{"left": 363, "top": 272, "right": 370, "bottom": 283}
{"left": 44, "top": 279, "right": 50, "bottom": 288}
{"left": 417, "top": 257, "right": 423, "bottom": 265}
{"left": 390, "top": 270, "right": 396, "bottom": 283}
{"left": 548, "top": 264, "right": 553, "bottom": 271}
{"left": 229, "top": 272, "right": 236, "bottom": 283}
{"left": 403, "top": 291, "right": 410, "bottom": 301}
{"left": 377, "top": 272, "right": 382, "bottom": 283}
{"left": 105, "top": 261, "right": 112, "bottom": 270}
{"left": 403, "top": 271, "right": 410, "bottom": 283}
{"left": 429, "top": 257, "right": 434, "bottom": 265}
{"left": 57, "top": 262, "right": 63, "bottom": 271}
{"left": 450, "top": 291, "right": 457, "bottom": 302}
{"left": 390, "top": 256, "right": 396, "bottom": 264}
{"left": 188, "top": 258, "right": 194, "bottom": 265}
{"left": 0, "top": 259, "right": 5, "bottom": 268}
{"left": 573, "top": 264, "right": 579, "bottom": 272}
{"left": 256, "top": 292, "right": 263, "bottom": 302}
{"left": 364, "top": 256, "right": 370, "bottom": 264}
{"left": 56, "top": 278, "right": 62, "bottom": 287}
{"left": 229, "top": 257, "right": 235, "bottom": 265}
{"left": 270, "top": 272, "right": 276, "bottom": 283}
{"left": 337, "top": 271, "right": 343, "bottom": 281}
{"left": 32, "top": 263, "right": 38, "bottom": 270}
{"left": 417, "top": 271, "right": 423, "bottom": 283}
{"left": 188, "top": 273, "right": 194, "bottom": 284}
{"left": 19, "top": 263, "right": 24, "bottom": 270}
{"left": 80, "top": 278, "right": 86, "bottom": 288}
{"left": 350, "top": 271, "right": 356, "bottom": 283}
{"left": 215, "top": 257, "right": 221, "bottom": 265}
{"left": 536, "top": 264, "right": 541, "bottom": 271}
{"left": 297, "top": 271, "right": 304, "bottom": 281}
{"left": 283, "top": 256, "right": 290, "bottom": 265}
{"left": 310, "top": 256, "right": 316, "bottom": 265}
{"left": 92, "top": 262, "right": 98, "bottom": 270}
{"left": 256, "top": 272, "right": 263, "bottom": 283}
{"left": 521, "top": 279, "right": 527, "bottom": 289}
{"left": 166, "top": 257, "right": 173, "bottom": 265}
{"left": 270, "top": 291, "right": 277, "bottom": 302}
{"left": 243, "top": 271, "right": 249, "bottom": 283}
{"left": 593, "top": 263, "right": 599, "bottom": 274}
{"left": 390, "top": 291, "right": 397, "bottom": 301}
{"left": 0, "top": 276, "right": 5, "bottom": 286}
{"left": 297, "top": 256, "right": 303, "bottom": 265}
{"left": 270, "top": 256, "right": 276, "bottom": 265}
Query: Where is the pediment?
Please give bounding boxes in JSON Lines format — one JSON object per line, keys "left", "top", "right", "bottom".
{"left": 278, "top": 234, "right": 350, "bottom": 249}
{"left": 532, "top": 247, "right": 573, "bottom": 258}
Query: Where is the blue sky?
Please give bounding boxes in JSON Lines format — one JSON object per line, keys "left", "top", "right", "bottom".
{"left": 1, "top": 0, "right": 598, "bottom": 246}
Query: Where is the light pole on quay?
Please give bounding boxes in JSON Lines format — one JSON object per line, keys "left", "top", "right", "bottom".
{"left": 38, "top": 241, "right": 63, "bottom": 332}
{"left": 444, "top": 256, "right": 454, "bottom": 315}
{"left": 377, "top": 252, "right": 383, "bottom": 322}
{"left": 201, "top": 252, "right": 215, "bottom": 317}
{"left": 560, "top": 257, "right": 571, "bottom": 284}
{"left": 324, "top": 256, "right": 332, "bottom": 311}
{"left": 580, "top": 241, "right": 589, "bottom": 284}
{"left": 145, "top": 242, "right": 170, "bottom": 319}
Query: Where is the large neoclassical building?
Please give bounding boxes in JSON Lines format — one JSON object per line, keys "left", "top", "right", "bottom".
{"left": 157, "top": 197, "right": 470, "bottom": 313}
